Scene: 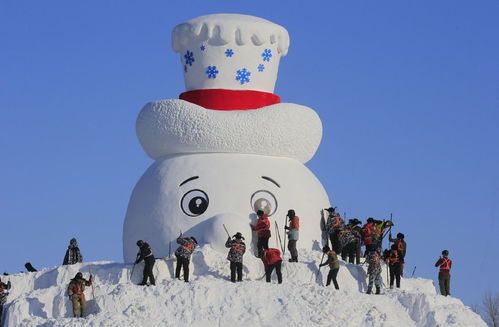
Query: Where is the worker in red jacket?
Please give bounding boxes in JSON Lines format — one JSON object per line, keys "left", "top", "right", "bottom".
{"left": 435, "top": 250, "right": 452, "bottom": 296}
{"left": 261, "top": 248, "right": 283, "bottom": 284}
{"left": 362, "top": 218, "right": 376, "bottom": 252}
{"left": 251, "top": 210, "right": 271, "bottom": 257}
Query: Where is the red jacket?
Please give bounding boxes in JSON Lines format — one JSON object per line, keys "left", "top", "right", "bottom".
{"left": 289, "top": 216, "right": 300, "bottom": 230}
{"left": 435, "top": 257, "right": 452, "bottom": 274}
{"left": 362, "top": 223, "right": 374, "bottom": 245}
{"left": 252, "top": 215, "right": 271, "bottom": 238}
{"left": 262, "top": 248, "right": 282, "bottom": 270}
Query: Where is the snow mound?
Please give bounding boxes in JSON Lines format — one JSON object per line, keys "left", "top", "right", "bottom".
{"left": 2, "top": 245, "right": 485, "bottom": 327}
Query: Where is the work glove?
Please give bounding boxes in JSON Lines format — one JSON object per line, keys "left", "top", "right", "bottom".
{"left": 284, "top": 226, "right": 290, "bottom": 230}
{"left": 227, "top": 237, "right": 231, "bottom": 241}
{"left": 134, "top": 259, "right": 139, "bottom": 264}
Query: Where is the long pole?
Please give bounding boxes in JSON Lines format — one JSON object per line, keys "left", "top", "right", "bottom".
{"left": 283, "top": 215, "right": 288, "bottom": 256}
{"left": 222, "top": 224, "right": 231, "bottom": 238}
{"left": 88, "top": 268, "right": 95, "bottom": 300}
{"left": 275, "top": 221, "right": 284, "bottom": 253}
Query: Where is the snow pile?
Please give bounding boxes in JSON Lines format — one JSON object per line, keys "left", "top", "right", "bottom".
{"left": 2, "top": 245, "right": 485, "bottom": 327}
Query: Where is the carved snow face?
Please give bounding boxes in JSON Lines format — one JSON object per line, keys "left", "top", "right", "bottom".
{"left": 123, "top": 153, "right": 329, "bottom": 262}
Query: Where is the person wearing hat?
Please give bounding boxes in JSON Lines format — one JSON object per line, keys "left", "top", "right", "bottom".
{"left": 135, "top": 240, "right": 156, "bottom": 286}
{"left": 251, "top": 210, "right": 271, "bottom": 257}
{"left": 342, "top": 218, "right": 363, "bottom": 264}
{"left": 325, "top": 208, "right": 345, "bottom": 254}
{"left": 435, "top": 250, "right": 452, "bottom": 296}
{"left": 362, "top": 218, "right": 376, "bottom": 252}
{"left": 67, "top": 272, "right": 92, "bottom": 318}
{"left": 389, "top": 232, "right": 407, "bottom": 260}
{"left": 284, "top": 209, "right": 300, "bottom": 262}
{"left": 225, "top": 232, "right": 246, "bottom": 282}
{"left": 0, "top": 277, "right": 12, "bottom": 323}
{"left": 175, "top": 233, "right": 198, "bottom": 282}
{"left": 384, "top": 244, "right": 403, "bottom": 289}
{"left": 63, "top": 238, "right": 83, "bottom": 265}
{"left": 319, "top": 246, "right": 340, "bottom": 289}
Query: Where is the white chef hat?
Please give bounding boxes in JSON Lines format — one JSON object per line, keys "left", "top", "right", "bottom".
{"left": 172, "top": 14, "right": 289, "bottom": 94}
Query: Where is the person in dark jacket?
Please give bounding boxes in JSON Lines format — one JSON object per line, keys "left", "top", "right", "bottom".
{"left": 384, "top": 244, "right": 403, "bottom": 289}
{"left": 319, "top": 246, "right": 340, "bottom": 289}
{"left": 63, "top": 238, "right": 83, "bottom": 265}
{"left": 435, "top": 250, "right": 452, "bottom": 296}
{"left": 285, "top": 209, "right": 300, "bottom": 262}
{"left": 135, "top": 240, "right": 155, "bottom": 286}
{"left": 325, "top": 208, "right": 344, "bottom": 254}
{"left": 67, "top": 272, "right": 92, "bottom": 318}
{"left": 261, "top": 248, "right": 283, "bottom": 284}
{"left": 341, "top": 218, "right": 363, "bottom": 264}
{"left": 175, "top": 234, "right": 197, "bottom": 282}
{"left": 251, "top": 210, "right": 271, "bottom": 257}
{"left": 0, "top": 277, "right": 12, "bottom": 324}
{"left": 389, "top": 233, "right": 407, "bottom": 260}
{"left": 225, "top": 232, "right": 246, "bottom": 282}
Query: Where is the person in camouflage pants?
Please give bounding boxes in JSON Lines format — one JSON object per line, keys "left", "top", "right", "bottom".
{"left": 366, "top": 250, "right": 382, "bottom": 294}
{"left": 225, "top": 232, "right": 246, "bottom": 282}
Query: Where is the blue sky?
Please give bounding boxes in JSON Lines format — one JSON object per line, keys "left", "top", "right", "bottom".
{"left": 1, "top": 0, "right": 498, "bottom": 309}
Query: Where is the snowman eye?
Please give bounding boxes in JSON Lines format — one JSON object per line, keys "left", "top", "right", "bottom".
{"left": 181, "top": 189, "right": 209, "bottom": 217}
{"left": 251, "top": 190, "right": 277, "bottom": 216}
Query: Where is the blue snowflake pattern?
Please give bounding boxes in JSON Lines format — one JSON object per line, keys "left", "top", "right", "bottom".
{"left": 235, "top": 68, "right": 251, "bottom": 85}
{"left": 200, "top": 44, "right": 206, "bottom": 51}
{"left": 261, "top": 48, "right": 272, "bottom": 62}
{"left": 225, "top": 49, "right": 234, "bottom": 57}
{"left": 258, "top": 64, "right": 265, "bottom": 72}
{"left": 205, "top": 66, "right": 219, "bottom": 79}
{"left": 184, "top": 50, "right": 195, "bottom": 66}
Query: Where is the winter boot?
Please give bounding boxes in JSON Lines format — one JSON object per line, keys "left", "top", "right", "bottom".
{"left": 366, "top": 288, "right": 372, "bottom": 294}
{"left": 375, "top": 286, "right": 381, "bottom": 295}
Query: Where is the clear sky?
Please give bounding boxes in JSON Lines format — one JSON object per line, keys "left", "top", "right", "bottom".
{"left": 1, "top": 0, "right": 498, "bottom": 309}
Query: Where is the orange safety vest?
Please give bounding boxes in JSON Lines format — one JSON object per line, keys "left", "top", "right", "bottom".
{"left": 231, "top": 242, "right": 244, "bottom": 253}
{"left": 182, "top": 242, "right": 195, "bottom": 253}
{"left": 397, "top": 240, "right": 406, "bottom": 253}
{"left": 388, "top": 250, "right": 399, "bottom": 264}
{"left": 440, "top": 258, "right": 451, "bottom": 271}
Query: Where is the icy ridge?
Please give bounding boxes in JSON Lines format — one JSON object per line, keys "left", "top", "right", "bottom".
{"left": 2, "top": 245, "right": 486, "bottom": 327}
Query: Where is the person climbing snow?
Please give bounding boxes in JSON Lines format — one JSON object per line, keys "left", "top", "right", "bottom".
{"left": 384, "top": 244, "right": 403, "bottom": 289}
{"left": 365, "top": 250, "right": 382, "bottom": 295}
{"left": 135, "top": 240, "right": 155, "bottom": 286}
{"left": 175, "top": 234, "right": 197, "bottom": 282}
{"left": 261, "top": 248, "right": 283, "bottom": 284}
{"left": 362, "top": 218, "right": 376, "bottom": 252}
{"left": 251, "top": 210, "right": 271, "bottom": 257}
{"left": 372, "top": 219, "right": 393, "bottom": 251}
{"left": 325, "top": 208, "right": 344, "bottom": 254}
{"left": 319, "top": 246, "right": 340, "bottom": 289}
{"left": 435, "top": 250, "right": 452, "bottom": 296}
{"left": 389, "top": 232, "right": 406, "bottom": 275}
{"left": 0, "top": 277, "right": 12, "bottom": 324}
{"left": 285, "top": 209, "right": 299, "bottom": 262}
{"left": 67, "top": 272, "right": 92, "bottom": 318}
{"left": 225, "top": 232, "right": 246, "bottom": 282}
{"left": 341, "top": 218, "right": 363, "bottom": 264}
{"left": 63, "top": 238, "right": 83, "bottom": 265}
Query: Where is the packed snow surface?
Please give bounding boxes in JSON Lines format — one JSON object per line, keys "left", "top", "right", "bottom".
{"left": 2, "top": 245, "right": 485, "bottom": 327}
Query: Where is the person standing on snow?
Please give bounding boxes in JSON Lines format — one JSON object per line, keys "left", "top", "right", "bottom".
{"left": 67, "top": 272, "right": 92, "bottom": 318}
{"left": 63, "top": 238, "right": 83, "bottom": 265}
{"left": 389, "top": 232, "right": 407, "bottom": 274}
{"left": 362, "top": 218, "right": 376, "bottom": 252}
{"left": 0, "top": 277, "right": 12, "bottom": 324}
{"left": 261, "top": 248, "right": 283, "bottom": 284}
{"left": 135, "top": 240, "right": 156, "bottom": 286}
{"left": 319, "top": 246, "right": 340, "bottom": 289}
{"left": 325, "top": 208, "right": 344, "bottom": 254}
{"left": 285, "top": 209, "right": 300, "bottom": 262}
{"left": 365, "top": 250, "right": 382, "bottom": 295}
{"left": 435, "top": 250, "right": 452, "bottom": 296}
{"left": 251, "top": 210, "right": 271, "bottom": 257}
{"left": 384, "top": 244, "right": 403, "bottom": 289}
{"left": 225, "top": 232, "right": 246, "bottom": 282}
{"left": 175, "top": 234, "right": 198, "bottom": 282}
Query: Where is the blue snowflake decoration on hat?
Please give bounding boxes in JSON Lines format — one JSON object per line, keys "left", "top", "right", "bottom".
{"left": 235, "top": 68, "right": 251, "bottom": 85}
{"left": 262, "top": 49, "right": 272, "bottom": 62}
{"left": 184, "top": 50, "right": 195, "bottom": 66}
{"left": 205, "top": 66, "right": 219, "bottom": 79}
{"left": 225, "top": 49, "right": 234, "bottom": 57}
{"left": 200, "top": 44, "right": 206, "bottom": 51}
{"left": 258, "top": 64, "right": 265, "bottom": 72}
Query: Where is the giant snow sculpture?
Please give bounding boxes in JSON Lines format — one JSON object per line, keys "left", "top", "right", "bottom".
{"left": 123, "top": 14, "right": 331, "bottom": 262}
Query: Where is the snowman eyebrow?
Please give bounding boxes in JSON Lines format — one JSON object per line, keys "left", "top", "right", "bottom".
{"left": 262, "top": 176, "right": 280, "bottom": 188}
{"left": 179, "top": 176, "right": 199, "bottom": 187}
